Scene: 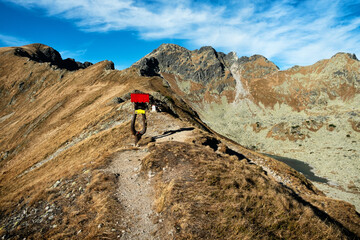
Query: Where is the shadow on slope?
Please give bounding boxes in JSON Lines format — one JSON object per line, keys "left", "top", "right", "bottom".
{"left": 152, "top": 127, "right": 195, "bottom": 141}
{"left": 264, "top": 153, "right": 329, "bottom": 183}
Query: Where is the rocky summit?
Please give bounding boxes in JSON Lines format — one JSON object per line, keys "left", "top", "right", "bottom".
{"left": 0, "top": 43, "right": 360, "bottom": 239}
{"left": 13, "top": 43, "right": 93, "bottom": 71}
{"left": 134, "top": 44, "right": 360, "bottom": 212}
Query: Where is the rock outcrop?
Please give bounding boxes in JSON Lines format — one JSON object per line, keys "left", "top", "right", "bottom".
{"left": 135, "top": 43, "right": 277, "bottom": 90}
{"left": 13, "top": 43, "right": 93, "bottom": 71}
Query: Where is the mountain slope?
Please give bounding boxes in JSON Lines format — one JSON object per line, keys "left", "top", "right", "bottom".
{"left": 134, "top": 44, "right": 360, "bottom": 212}
{"left": 0, "top": 44, "right": 360, "bottom": 239}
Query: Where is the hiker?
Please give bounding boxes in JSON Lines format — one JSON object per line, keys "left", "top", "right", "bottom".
{"left": 130, "top": 93, "right": 149, "bottom": 145}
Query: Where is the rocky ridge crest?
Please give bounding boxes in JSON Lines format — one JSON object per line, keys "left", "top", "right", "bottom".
{"left": 12, "top": 43, "right": 94, "bottom": 71}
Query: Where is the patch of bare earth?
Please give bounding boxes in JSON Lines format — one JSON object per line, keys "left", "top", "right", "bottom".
{"left": 106, "top": 148, "right": 158, "bottom": 239}
{"left": 105, "top": 112, "right": 196, "bottom": 239}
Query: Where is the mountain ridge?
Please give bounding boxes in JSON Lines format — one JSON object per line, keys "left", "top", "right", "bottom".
{"left": 132, "top": 43, "right": 360, "bottom": 214}
{"left": 2, "top": 43, "right": 94, "bottom": 71}
{"left": 0, "top": 43, "right": 359, "bottom": 239}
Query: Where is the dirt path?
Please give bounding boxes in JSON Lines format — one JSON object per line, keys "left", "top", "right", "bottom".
{"left": 107, "top": 148, "right": 158, "bottom": 239}
{"left": 106, "top": 112, "right": 195, "bottom": 239}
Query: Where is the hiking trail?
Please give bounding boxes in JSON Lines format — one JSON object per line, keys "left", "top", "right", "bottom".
{"left": 106, "top": 112, "right": 195, "bottom": 239}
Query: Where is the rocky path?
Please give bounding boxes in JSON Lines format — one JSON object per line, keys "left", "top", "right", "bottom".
{"left": 106, "top": 112, "right": 195, "bottom": 239}
{"left": 108, "top": 148, "right": 158, "bottom": 240}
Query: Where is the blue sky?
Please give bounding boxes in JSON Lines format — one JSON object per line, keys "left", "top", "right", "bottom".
{"left": 0, "top": 0, "right": 359, "bottom": 70}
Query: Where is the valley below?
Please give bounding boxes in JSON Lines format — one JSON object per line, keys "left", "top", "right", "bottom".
{"left": 201, "top": 103, "right": 360, "bottom": 211}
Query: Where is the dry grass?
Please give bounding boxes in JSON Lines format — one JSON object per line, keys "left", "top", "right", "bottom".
{"left": 1, "top": 170, "right": 121, "bottom": 239}
{"left": 142, "top": 141, "right": 358, "bottom": 239}
{"left": 0, "top": 46, "right": 149, "bottom": 238}
{"left": 0, "top": 44, "right": 359, "bottom": 239}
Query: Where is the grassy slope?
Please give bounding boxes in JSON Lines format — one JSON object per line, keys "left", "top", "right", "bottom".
{"left": 0, "top": 45, "right": 359, "bottom": 239}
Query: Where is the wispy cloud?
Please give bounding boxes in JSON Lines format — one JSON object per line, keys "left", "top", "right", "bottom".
{"left": 0, "top": 33, "right": 30, "bottom": 46}
{"left": 59, "top": 49, "right": 87, "bottom": 59}
{"left": 5, "top": 0, "right": 360, "bottom": 69}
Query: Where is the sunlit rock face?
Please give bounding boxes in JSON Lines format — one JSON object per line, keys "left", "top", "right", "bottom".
{"left": 134, "top": 44, "right": 360, "bottom": 211}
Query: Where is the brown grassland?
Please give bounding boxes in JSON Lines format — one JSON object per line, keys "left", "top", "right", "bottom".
{"left": 0, "top": 44, "right": 359, "bottom": 239}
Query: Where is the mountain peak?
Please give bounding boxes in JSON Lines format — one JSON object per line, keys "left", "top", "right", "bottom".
{"left": 331, "top": 52, "right": 358, "bottom": 61}
{"left": 23, "top": 43, "right": 54, "bottom": 50}
{"left": 155, "top": 43, "right": 189, "bottom": 53}
{"left": 11, "top": 43, "right": 93, "bottom": 71}
{"left": 197, "top": 46, "right": 216, "bottom": 53}
{"left": 238, "top": 54, "right": 275, "bottom": 65}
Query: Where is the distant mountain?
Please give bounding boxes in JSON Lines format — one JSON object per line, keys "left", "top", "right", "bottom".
{"left": 134, "top": 43, "right": 360, "bottom": 213}
{"left": 0, "top": 44, "right": 359, "bottom": 239}
{"left": 134, "top": 43, "right": 359, "bottom": 111}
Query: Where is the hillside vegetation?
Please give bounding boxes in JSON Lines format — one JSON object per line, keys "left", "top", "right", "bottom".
{"left": 0, "top": 44, "right": 359, "bottom": 239}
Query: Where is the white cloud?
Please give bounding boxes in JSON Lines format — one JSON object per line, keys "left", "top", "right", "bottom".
{"left": 59, "top": 49, "right": 87, "bottom": 59}
{"left": 0, "top": 34, "right": 30, "bottom": 46}
{"left": 5, "top": 0, "right": 360, "bottom": 69}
